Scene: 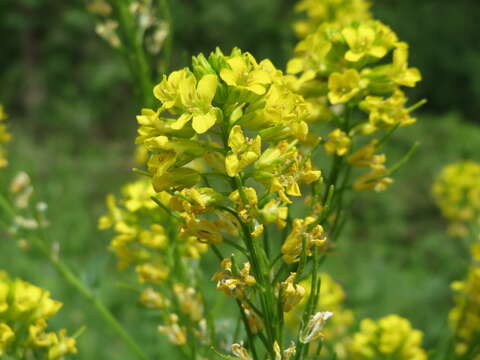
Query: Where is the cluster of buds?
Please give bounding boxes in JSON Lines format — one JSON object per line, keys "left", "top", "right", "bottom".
{"left": 0, "top": 271, "right": 78, "bottom": 358}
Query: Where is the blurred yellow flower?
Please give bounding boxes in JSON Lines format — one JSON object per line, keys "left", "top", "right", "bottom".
{"left": 350, "top": 315, "right": 427, "bottom": 360}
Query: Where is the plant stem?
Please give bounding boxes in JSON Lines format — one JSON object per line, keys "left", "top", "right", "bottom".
{"left": 110, "top": 0, "right": 154, "bottom": 107}
{"left": 29, "top": 235, "right": 149, "bottom": 360}
{"left": 157, "top": 0, "right": 173, "bottom": 74}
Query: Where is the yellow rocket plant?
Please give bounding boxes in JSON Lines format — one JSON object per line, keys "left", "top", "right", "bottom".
{"left": 95, "top": 0, "right": 426, "bottom": 358}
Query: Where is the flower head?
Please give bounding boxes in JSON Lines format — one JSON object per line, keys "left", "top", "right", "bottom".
{"left": 350, "top": 315, "right": 427, "bottom": 360}
{"left": 0, "top": 272, "right": 77, "bottom": 358}
{"left": 324, "top": 129, "right": 351, "bottom": 156}
{"left": 328, "top": 69, "right": 366, "bottom": 104}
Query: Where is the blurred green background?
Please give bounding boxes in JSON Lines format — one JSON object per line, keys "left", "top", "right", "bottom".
{"left": 1, "top": 0, "right": 479, "bottom": 359}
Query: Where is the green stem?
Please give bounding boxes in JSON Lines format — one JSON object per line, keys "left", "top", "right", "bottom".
{"left": 237, "top": 299, "right": 259, "bottom": 360}
{"left": 110, "top": 0, "right": 154, "bottom": 107}
{"left": 0, "top": 192, "right": 15, "bottom": 218}
{"left": 157, "top": 0, "right": 173, "bottom": 74}
{"left": 29, "top": 235, "right": 149, "bottom": 360}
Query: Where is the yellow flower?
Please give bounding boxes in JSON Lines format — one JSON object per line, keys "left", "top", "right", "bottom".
{"left": 173, "top": 284, "right": 204, "bottom": 322}
{"left": 348, "top": 140, "right": 386, "bottom": 169}
{"left": 253, "top": 85, "right": 310, "bottom": 142}
{"left": 135, "top": 263, "right": 169, "bottom": 284}
{"left": 229, "top": 187, "right": 259, "bottom": 222}
{"left": 259, "top": 199, "right": 288, "bottom": 228}
{"left": 212, "top": 259, "right": 256, "bottom": 298}
{"left": 181, "top": 215, "right": 224, "bottom": 244}
{"left": 324, "top": 129, "right": 351, "bottom": 156}
{"left": 158, "top": 314, "right": 187, "bottom": 346}
{"left": 0, "top": 323, "right": 14, "bottom": 355}
{"left": 154, "top": 70, "right": 219, "bottom": 134}
{"left": 352, "top": 166, "right": 393, "bottom": 192}
{"left": 220, "top": 53, "right": 272, "bottom": 95}
{"left": 293, "top": 0, "right": 372, "bottom": 38}
{"left": 280, "top": 273, "right": 306, "bottom": 312}
{"left": 225, "top": 125, "right": 261, "bottom": 177}
{"left": 342, "top": 24, "right": 388, "bottom": 62}
{"left": 154, "top": 69, "right": 190, "bottom": 109}
{"left": 122, "top": 179, "right": 157, "bottom": 212}
{"left": 392, "top": 42, "right": 422, "bottom": 88}
{"left": 360, "top": 89, "right": 416, "bottom": 132}
{"left": 350, "top": 315, "right": 427, "bottom": 360}
{"left": 432, "top": 161, "right": 480, "bottom": 227}
{"left": 282, "top": 217, "right": 327, "bottom": 264}
{"left": 28, "top": 320, "right": 57, "bottom": 347}
{"left": 47, "top": 330, "right": 77, "bottom": 360}
{"left": 328, "top": 69, "right": 366, "bottom": 104}
{"left": 253, "top": 141, "right": 318, "bottom": 203}
{"left": 12, "top": 279, "right": 63, "bottom": 320}
{"left": 0, "top": 272, "right": 78, "bottom": 358}
{"left": 139, "top": 288, "right": 169, "bottom": 309}
{"left": 175, "top": 73, "right": 219, "bottom": 133}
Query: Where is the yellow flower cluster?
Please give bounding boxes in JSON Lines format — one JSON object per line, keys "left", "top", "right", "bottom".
{"left": 285, "top": 273, "right": 354, "bottom": 358}
{"left": 212, "top": 258, "right": 256, "bottom": 298}
{"left": 157, "top": 285, "right": 207, "bottom": 346}
{"left": 288, "top": 20, "right": 420, "bottom": 130}
{"left": 350, "top": 314, "right": 427, "bottom": 360}
{"left": 432, "top": 161, "right": 480, "bottom": 236}
{"left": 293, "top": 0, "right": 372, "bottom": 39}
{"left": 133, "top": 48, "right": 331, "bottom": 353}
{"left": 287, "top": 8, "right": 422, "bottom": 193}
{"left": 99, "top": 178, "right": 207, "bottom": 280}
{"left": 0, "top": 271, "right": 77, "bottom": 358}
{"left": 0, "top": 105, "right": 11, "bottom": 168}
{"left": 136, "top": 47, "right": 322, "bottom": 250}
{"left": 449, "top": 244, "right": 480, "bottom": 359}
{"left": 99, "top": 178, "right": 210, "bottom": 348}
